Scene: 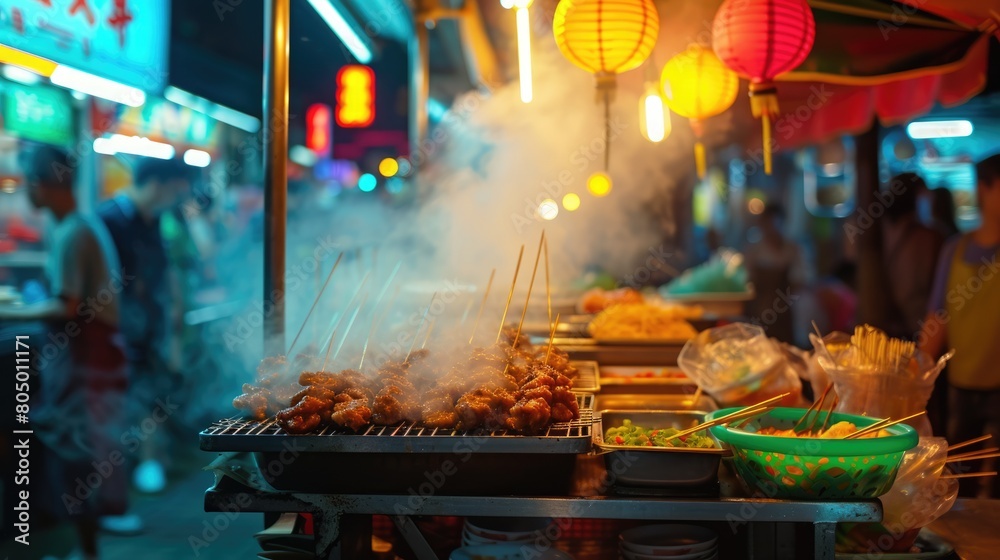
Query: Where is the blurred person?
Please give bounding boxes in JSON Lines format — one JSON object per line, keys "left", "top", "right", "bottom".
{"left": 96, "top": 157, "right": 192, "bottom": 532}
{"left": 815, "top": 261, "right": 857, "bottom": 333}
{"left": 0, "top": 146, "right": 128, "bottom": 560}
{"left": 929, "top": 187, "right": 961, "bottom": 238}
{"left": 744, "top": 203, "right": 810, "bottom": 344}
{"left": 880, "top": 173, "right": 945, "bottom": 340}
{"left": 920, "top": 154, "right": 1000, "bottom": 497}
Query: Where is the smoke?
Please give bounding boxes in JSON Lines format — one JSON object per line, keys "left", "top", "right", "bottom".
{"left": 198, "top": 1, "right": 753, "bottom": 414}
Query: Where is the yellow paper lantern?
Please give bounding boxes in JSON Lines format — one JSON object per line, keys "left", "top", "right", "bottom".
{"left": 661, "top": 45, "right": 739, "bottom": 178}
{"left": 554, "top": 0, "right": 659, "bottom": 170}
{"left": 553, "top": 0, "right": 659, "bottom": 77}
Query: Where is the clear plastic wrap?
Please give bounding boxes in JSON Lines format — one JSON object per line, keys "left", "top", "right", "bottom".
{"left": 836, "top": 437, "right": 959, "bottom": 553}
{"left": 678, "top": 323, "right": 802, "bottom": 407}
{"left": 811, "top": 332, "right": 950, "bottom": 437}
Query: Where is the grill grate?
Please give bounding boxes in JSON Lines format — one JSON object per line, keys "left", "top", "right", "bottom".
{"left": 200, "top": 394, "right": 594, "bottom": 454}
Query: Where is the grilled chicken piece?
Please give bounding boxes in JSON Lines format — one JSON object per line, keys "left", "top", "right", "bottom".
{"left": 276, "top": 395, "right": 329, "bottom": 434}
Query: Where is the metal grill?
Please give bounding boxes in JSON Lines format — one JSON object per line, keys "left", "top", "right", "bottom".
{"left": 200, "top": 394, "right": 594, "bottom": 454}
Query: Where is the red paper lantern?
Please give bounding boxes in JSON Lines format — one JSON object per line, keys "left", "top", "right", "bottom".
{"left": 713, "top": 0, "right": 815, "bottom": 174}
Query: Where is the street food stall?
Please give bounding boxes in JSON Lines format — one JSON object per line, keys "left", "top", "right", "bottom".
{"left": 195, "top": 0, "right": 1000, "bottom": 559}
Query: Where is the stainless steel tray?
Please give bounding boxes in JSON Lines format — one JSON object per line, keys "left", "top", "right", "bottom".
{"left": 596, "top": 410, "right": 726, "bottom": 488}
{"left": 570, "top": 360, "right": 600, "bottom": 393}
{"left": 545, "top": 338, "right": 686, "bottom": 366}
{"left": 201, "top": 393, "right": 594, "bottom": 454}
{"left": 598, "top": 365, "right": 697, "bottom": 395}
{"left": 596, "top": 393, "right": 717, "bottom": 412}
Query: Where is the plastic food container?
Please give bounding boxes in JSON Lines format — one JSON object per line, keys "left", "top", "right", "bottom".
{"left": 597, "top": 411, "right": 727, "bottom": 488}
{"left": 707, "top": 407, "right": 919, "bottom": 500}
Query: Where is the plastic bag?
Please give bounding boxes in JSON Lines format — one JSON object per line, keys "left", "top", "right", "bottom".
{"left": 811, "top": 332, "right": 949, "bottom": 437}
{"left": 678, "top": 323, "right": 802, "bottom": 407}
{"left": 836, "top": 437, "right": 958, "bottom": 553}
{"left": 660, "top": 249, "right": 749, "bottom": 295}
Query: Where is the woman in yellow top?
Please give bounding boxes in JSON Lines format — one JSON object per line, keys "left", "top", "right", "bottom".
{"left": 920, "top": 154, "right": 1000, "bottom": 498}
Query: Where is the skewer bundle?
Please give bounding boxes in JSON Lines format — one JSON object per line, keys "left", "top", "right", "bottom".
{"left": 847, "top": 325, "right": 915, "bottom": 372}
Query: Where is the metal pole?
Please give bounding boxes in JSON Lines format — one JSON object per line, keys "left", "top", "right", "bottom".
{"left": 409, "top": 4, "right": 429, "bottom": 164}
{"left": 263, "top": 0, "right": 290, "bottom": 356}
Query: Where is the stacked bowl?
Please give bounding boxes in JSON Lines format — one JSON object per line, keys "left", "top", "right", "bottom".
{"left": 619, "top": 525, "right": 718, "bottom": 560}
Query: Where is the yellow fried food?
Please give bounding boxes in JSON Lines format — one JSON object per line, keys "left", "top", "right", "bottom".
{"left": 588, "top": 303, "right": 699, "bottom": 340}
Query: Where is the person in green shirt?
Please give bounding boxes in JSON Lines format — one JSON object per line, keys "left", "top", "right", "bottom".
{"left": 920, "top": 154, "right": 1000, "bottom": 497}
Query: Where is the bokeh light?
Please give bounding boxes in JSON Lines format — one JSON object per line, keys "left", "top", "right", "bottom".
{"left": 358, "top": 173, "right": 377, "bottom": 192}
{"left": 748, "top": 197, "right": 765, "bottom": 215}
{"left": 562, "top": 193, "right": 581, "bottom": 211}
{"left": 587, "top": 172, "right": 612, "bottom": 197}
{"left": 378, "top": 157, "right": 399, "bottom": 177}
{"left": 538, "top": 199, "right": 559, "bottom": 220}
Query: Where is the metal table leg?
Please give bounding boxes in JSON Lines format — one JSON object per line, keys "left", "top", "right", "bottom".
{"left": 814, "top": 522, "right": 836, "bottom": 560}
{"left": 392, "top": 515, "right": 441, "bottom": 560}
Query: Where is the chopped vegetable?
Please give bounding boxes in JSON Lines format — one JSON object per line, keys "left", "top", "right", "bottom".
{"left": 604, "top": 419, "right": 716, "bottom": 449}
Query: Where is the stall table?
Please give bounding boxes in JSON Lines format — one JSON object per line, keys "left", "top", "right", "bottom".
{"left": 204, "top": 466, "right": 881, "bottom": 560}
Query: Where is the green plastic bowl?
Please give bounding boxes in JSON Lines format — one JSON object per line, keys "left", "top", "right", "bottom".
{"left": 707, "top": 407, "right": 919, "bottom": 500}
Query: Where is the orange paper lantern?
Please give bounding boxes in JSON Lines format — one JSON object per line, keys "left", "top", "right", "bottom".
{"left": 661, "top": 45, "right": 739, "bottom": 178}
{"left": 713, "top": 0, "right": 816, "bottom": 174}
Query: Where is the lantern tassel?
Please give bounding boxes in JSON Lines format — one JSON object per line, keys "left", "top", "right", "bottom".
{"left": 604, "top": 90, "right": 611, "bottom": 171}
{"left": 694, "top": 141, "right": 707, "bottom": 179}
{"left": 690, "top": 119, "right": 707, "bottom": 179}
{"left": 595, "top": 73, "right": 616, "bottom": 172}
{"left": 749, "top": 82, "right": 780, "bottom": 175}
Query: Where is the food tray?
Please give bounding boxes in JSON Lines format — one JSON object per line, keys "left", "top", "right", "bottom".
{"left": 570, "top": 360, "right": 600, "bottom": 393}
{"left": 708, "top": 407, "right": 919, "bottom": 500}
{"left": 595, "top": 393, "right": 717, "bottom": 412}
{"left": 543, "top": 338, "right": 685, "bottom": 366}
{"left": 599, "top": 365, "right": 696, "bottom": 394}
{"left": 596, "top": 410, "right": 726, "bottom": 489}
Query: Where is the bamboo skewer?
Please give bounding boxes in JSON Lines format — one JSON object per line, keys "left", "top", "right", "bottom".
{"left": 495, "top": 246, "right": 525, "bottom": 344}
{"left": 286, "top": 252, "right": 344, "bottom": 357}
{"left": 406, "top": 292, "right": 437, "bottom": 362}
{"left": 543, "top": 235, "right": 552, "bottom": 329}
{"left": 941, "top": 471, "right": 998, "bottom": 480}
{"left": 331, "top": 291, "right": 368, "bottom": 362}
{"left": 319, "top": 274, "right": 370, "bottom": 371}
{"left": 667, "top": 393, "right": 791, "bottom": 442}
{"left": 818, "top": 396, "right": 839, "bottom": 434}
{"left": 948, "top": 434, "right": 993, "bottom": 453}
{"left": 469, "top": 269, "right": 496, "bottom": 345}
{"left": 807, "top": 385, "right": 835, "bottom": 434}
{"left": 844, "top": 411, "right": 925, "bottom": 440}
{"left": 946, "top": 447, "right": 1000, "bottom": 461}
{"left": 946, "top": 452, "right": 1000, "bottom": 464}
{"left": 358, "top": 265, "right": 403, "bottom": 370}
{"left": 512, "top": 231, "right": 546, "bottom": 344}
{"left": 544, "top": 313, "right": 561, "bottom": 365}
{"left": 793, "top": 383, "right": 831, "bottom": 432}
{"left": 421, "top": 319, "right": 437, "bottom": 350}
